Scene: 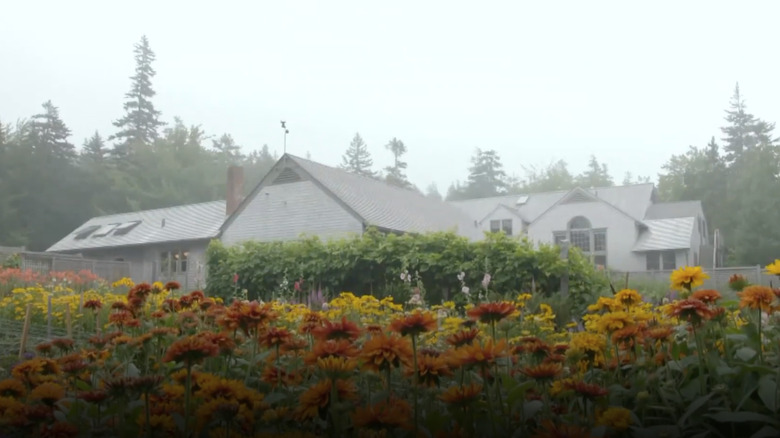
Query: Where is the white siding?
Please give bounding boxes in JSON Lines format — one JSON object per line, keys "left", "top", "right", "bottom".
{"left": 479, "top": 208, "right": 522, "bottom": 237}
{"left": 527, "top": 201, "right": 646, "bottom": 271}
{"left": 221, "top": 180, "right": 364, "bottom": 246}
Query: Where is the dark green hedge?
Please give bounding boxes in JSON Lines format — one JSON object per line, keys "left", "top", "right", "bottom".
{"left": 205, "top": 229, "right": 606, "bottom": 315}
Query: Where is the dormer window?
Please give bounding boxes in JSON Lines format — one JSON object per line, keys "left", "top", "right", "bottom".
{"left": 490, "top": 219, "right": 513, "bottom": 236}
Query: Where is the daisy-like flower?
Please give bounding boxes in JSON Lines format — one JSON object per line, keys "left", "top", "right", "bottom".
{"left": 765, "top": 259, "right": 780, "bottom": 276}
{"left": 83, "top": 299, "right": 102, "bottom": 311}
{"left": 670, "top": 266, "right": 709, "bottom": 292}
{"left": 738, "top": 285, "right": 776, "bottom": 312}
{"left": 163, "top": 333, "right": 220, "bottom": 365}
{"left": 466, "top": 301, "right": 516, "bottom": 324}
{"left": 439, "top": 383, "right": 482, "bottom": 407}
{"left": 305, "top": 339, "right": 359, "bottom": 364}
{"left": 261, "top": 366, "right": 303, "bottom": 387}
{"left": 259, "top": 327, "right": 293, "bottom": 349}
{"left": 565, "top": 380, "right": 608, "bottom": 399}
{"left": 0, "top": 379, "right": 26, "bottom": 399}
{"left": 312, "top": 316, "right": 361, "bottom": 341}
{"left": 316, "top": 356, "right": 358, "bottom": 380}
{"left": 596, "top": 406, "right": 633, "bottom": 431}
{"left": 446, "top": 328, "right": 480, "bottom": 348}
{"left": 611, "top": 324, "right": 641, "bottom": 348}
{"left": 164, "top": 281, "right": 181, "bottom": 291}
{"left": 406, "top": 352, "right": 452, "bottom": 387}
{"left": 666, "top": 298, "right": 715, "bottom": 326}
{"left": 451, "top": 338, "right": 508, "bottom": 370}
{"left": 29, "top": 382, "right": 66, "bottom": 406}
{"left": 691, "top": 289, "right": 722, "bottom": 304}
{"left": 644, "top": 324, "right": 675, "bottom": 341}
{"left": 294, "top": 379, "right": 358, "bottom": 421}
{"left": 360, "top": 334, "right": 413, "bottom": 372}
{"left": 389, "top": 310, "right": 437, "bottom": 337}
{"left": 594, "top": 311, "right": 635, "bottom": 334}
{"left": 614, "top": 289, "right": 643, "bottom": 308}
{"left": 521, "top": 363, "right": 562, "bottom": 381}
{"left": 351, "top": 398, "right": 413, "bottom": 431}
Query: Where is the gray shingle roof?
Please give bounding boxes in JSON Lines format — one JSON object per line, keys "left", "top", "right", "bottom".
{"left": 632, "top": 217, "right": 695, "bottom": 251}
{"left": 288, "top": 155, "right": 475, "bottom": 235}
{"left": 644, "top": 201, "right": 703, "bottom": 220}
{"left": 47, "top": 201, "right": 226, "bottom": 252}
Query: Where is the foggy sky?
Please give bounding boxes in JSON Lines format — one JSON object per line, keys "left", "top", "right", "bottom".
{"left": 2, "top": 1, "right": 779, "bottom": 194}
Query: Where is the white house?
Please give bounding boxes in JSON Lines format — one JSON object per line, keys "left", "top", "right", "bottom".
{"left": 450, "top": 184, "right": 712, "bottom": 272}
{"left": 46, "top": 154, "right": 715, "bottom": 282}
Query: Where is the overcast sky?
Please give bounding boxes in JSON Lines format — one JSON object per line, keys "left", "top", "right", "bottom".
{"left": 2, "top": 1, "right": 779, "bottom": 194}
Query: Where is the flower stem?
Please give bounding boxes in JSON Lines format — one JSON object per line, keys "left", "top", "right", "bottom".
{"left": 757, "top": 309, "right": 764, "bottom": 363}
{"left": 412, "top": 334, "right": 419, "bottom": 436}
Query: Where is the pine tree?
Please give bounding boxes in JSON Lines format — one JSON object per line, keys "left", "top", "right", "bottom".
{"left": 384, "top": 137, "right": 410, "bottom": 188}
{"left": 721, "top": 83, "right": 776, "bottom": 163}
{"left": 340, "top": 133, "right": 376, "bottom": 177}
{"left": 111, "top": 35, "right": 165, "bottom": 159}
{"left": 80, "top": 131, "right": 107, "bottom": 162}
{"left": 425, "top": 182, "right": 442, "bottom": 200}
{"left": 212, "top": 133, "right": 244, "bottom": 164}
{"left": 30, "top": 101, "right": 75, "bottom": 160}
{"left": 575, "top": 155, "right": 613, "bottom": 188}
{"left": 464, "top": 148, "right": 508, "bottom": 198}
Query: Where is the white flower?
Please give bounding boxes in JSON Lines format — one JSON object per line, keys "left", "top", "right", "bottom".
{"left": 462, "top": 286, "right": 470, "bottom": 295}
{"left": 322, "top": 303, "right": 330, "bottom": 311}
{"left": 457, "top": 272, "right": 465, "bottom": 281}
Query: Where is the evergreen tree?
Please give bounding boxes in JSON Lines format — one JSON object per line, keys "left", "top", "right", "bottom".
{"left": 383, "top": 137, "right": 410, "bottom": 188}
{"left": 575, "top": 155, "right": 613, "bottom": 188}
{"left": 80, "top": 131, "right": 107, "bottom": 162}
{"left": 721, "top": 83, "right": 776, "bottom": 164}
{"left": 212, "top": 133, "right": 244, "bottom": 165}
{"left": 111, "top": 35, "right": 165, "bottom": 159}
{"left": 340, "top": 133, "right": 376, "bottom": 177}
{"left": 30, "top": 101, "right": 75, "bottom": 160}
{"left": 464, "top": 148, "right": 508, "bottom": 198}
{"left": 515, "top": 160, "right": 576, "bottom": 193}
{"left": 425, "top": 182, "right": 442, "bottom": 201}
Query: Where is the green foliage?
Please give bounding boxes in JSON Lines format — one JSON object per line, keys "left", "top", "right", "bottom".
{"left": 1, "top": 254, "right": 21, "bottom": 269}
{"left": 205, "top": 229, "right": 607, "bottom": 314}
{"left": 340, "top": 132, "right": 376, "bottom": 178}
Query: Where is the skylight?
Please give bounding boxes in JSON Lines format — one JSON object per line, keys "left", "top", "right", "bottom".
{"left": 516, "top": 196, "right": 529, "bottom": 206}
{"left": 73, "top": 225, "right": 101, "bottom": 240}
{"left": 91, "top": 223, "right": 121, "bottom": 238}
{"left": 113, "top": 220, "right": 142, "bottom": 236}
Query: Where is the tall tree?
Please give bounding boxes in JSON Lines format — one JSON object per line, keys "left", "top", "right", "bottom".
{"left": 513, "top": 160, "right": 576, "bottom": 193}
{"left": 425, "top": 182, "right": 442, "bottom": 201}
{"left": 340, "top": 133, "right": 376, "bottom": 177}
{"left": 30, "top": 101, "right": 76, "bottom": 160}
{"left": 383, "top": 137, "right": 410, "bottom": 188}
{"left": 80, "top": 131, "right": 107, "bottom": 163}
{"left": 110, "top": 35, "right": 165, "bottom": 159}
{"left": 575, "top": 155, "right": 613, "bottom": 188}
{"left": 721, "top": 83, "right": 775, "bottom": 164}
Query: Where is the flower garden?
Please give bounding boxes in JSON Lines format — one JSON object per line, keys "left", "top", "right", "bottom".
{"left": 0, "top": 261, "right": 779, "bottom": 438}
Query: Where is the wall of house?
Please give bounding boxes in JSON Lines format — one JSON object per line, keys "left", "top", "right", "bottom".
{"left": 80, "top": 241, "right": 209, "bottom": 290}
{"left": 527, "top": 201, "right": 645, "bottom": 271}
{"left": 221, "top": 180, "right": 364, "bottom": 246}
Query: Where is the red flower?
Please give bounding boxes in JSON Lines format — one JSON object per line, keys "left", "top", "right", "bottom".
{"left": 467, "top": 301, "right": 516, "bottom": 324}
{"left": 312, "top": 316, "right": 361, "bottom": 341}
{"left": 164, "top": 281, "right": 180, "bottom": 291}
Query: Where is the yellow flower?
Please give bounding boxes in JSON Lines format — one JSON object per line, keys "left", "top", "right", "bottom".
{"left": 765, "top": 259, "right": 780, "bottom": 276}
{"left": 596, "top": 406, "right": 633, "bottom": 431}
{"left": 670, "top": 266, "right": 709, "bottom": 292}
{"left": 614, "top": 289, "right": 643, "bottom": 308}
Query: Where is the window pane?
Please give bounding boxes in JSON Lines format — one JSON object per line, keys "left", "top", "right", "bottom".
{"left": 569, "top": 216, "right": 591, "bottom": 229}
{"left": 180, "top": 260, "right": 188, "bottom": 273}
{"left": 501, "top": 219, "right": 512, "bottom": 235}
{"left": 662, "top": 251, "right": 676, "bottom": 270}
{"left": 593, "top": 230, "right": 607, "bottom": 251}
{"left": 490, "top": 220, "right": 500, "bottom": 233}
{"left": 646, "top": 252, "right": 660, "bottom": 270}
{"left": 160, "top": 252, "right": 169, "bottom": 273}
{"left": 570, "top": 230, "right": 590, "bottom": 252}
{"left": 594, "top": 255, "right": 607, "bottom": 268}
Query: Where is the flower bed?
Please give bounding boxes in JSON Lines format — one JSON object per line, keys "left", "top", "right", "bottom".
{"left": 0, "top": 264, "right": 778, "bottom": 437}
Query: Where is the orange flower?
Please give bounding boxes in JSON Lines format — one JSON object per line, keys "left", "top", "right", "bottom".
{"left": 351, "top": 398, "right": 413, "bottom": 431}
{"left": 565, "top": 381, "right": 608, "bottom": 399}
{"left": 83, "top": 299, "right": 102, "bottom": 311}
{"left": 163, "top": 333, "right": 220, "bottom": 365}
{"left": 446, "top": 328, "right": 480, "bottom": 348}
{"left": 316, "top": 356, "right": 358, "bottom": 379}
{"left": 294, "top": 379, "right": 357, "bottom": 421}
{"left": 390, "top": 310, "right": 437, "bottom": 337}
{"left": 261, "top": 366, "right": 303, "bottom": 387}
{"left": 611, "top": 325, "right": 641, "bottom": 348}
{"left": 691, "top": 289, "right": 722, "bottom": 304}
{"left": 305, "top": 339, "right": 360, "bottom": 364}
{"left": 30, "top": 382, "right": 65, "bottom": 405}
{"left": 312, "top": 316, "right": 361, "bottom": 341}
{"left": 513, "top": 336, "right": 552, "bottom": 359}
{"left": 12, "top": 358, "right": 61, "bottom": 387}
{"left": 439, "top": 383, "right": 482, "bottom": 406}
{"left": 521, "top": 363, "right": 562, "bottom": 380}
{"left": 738, "top": 285, "right": 776, "bottom": 312}
{"left": 360, "top": 334, "right": 413, "bottom": 372}
{"left": 405, "top": 352, "right": 452, "bottom": 387}
{"left": 451, "top": 338, "right": 508, "bottom": 369}
{"left": 299, "top": 312, "right": 323, "bottom": 334}
{"left": 201, "top": 331, "right": 236, "bottom": 355}
{"left": 259, "top": 327, "right": 293, "bottom": 349}
{"left": 644, "top": 325, "right": 674, "bottom": 341}
{"left": 0, "top": 379, "right": 26, "bottom": 398}
{"left": 467, "top": 301, "right": 516, "bottom": 324}
{"left": 665, "top": 298, "right": 714, "bottom": 325}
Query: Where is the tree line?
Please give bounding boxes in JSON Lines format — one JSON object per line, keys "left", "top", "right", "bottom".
{"left": 1, "top": 36, "right": 777, "bottom": 266}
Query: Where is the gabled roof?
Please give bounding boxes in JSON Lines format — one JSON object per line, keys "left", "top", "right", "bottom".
{"left": 644, "top": 201, "right": 703, "bottom": 220}
{"left": 47, "top": 201, "right": 226, "bottom": 252}
{"left": 529, "top": 187, "right": 648, "bottom": 228}
{"left": 221, "top": 154, "right": 475, "bottom": 236}
{"left": 477, "top": 204, "right": 525, "bottom": 226}
{"left": 633, "top": 217, "right": 695, "bottom": 251}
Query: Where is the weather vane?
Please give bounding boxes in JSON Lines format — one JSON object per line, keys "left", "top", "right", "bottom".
{"left": 281, "top": 121, "right": 289, "bottom": 154}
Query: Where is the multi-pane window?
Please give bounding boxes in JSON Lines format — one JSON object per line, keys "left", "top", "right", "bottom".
{"left": 160, "top": 250, "right": 189, "bottom": 274}
{"left": 489, "top": 219, "right": 513, "bottom": 236}
{"left": 553, "top": 216, "right": 607, "bottom": 268}
{"left": 646, "top": 250, "right": 676, "bottom": 271}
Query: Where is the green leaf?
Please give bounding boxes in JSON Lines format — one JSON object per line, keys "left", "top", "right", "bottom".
{"left": 678, "top": 392, "right": 715, "bottom": 427}
{"left": 704, "top": 411, "right": 780, "bottom": 427}
{"left": 508, "top": 381, "right": 535, "bottom": 406}
{"left": 757, "top": 375, "right": 778, "bottom": 413}
{"left": 735, "top": 346, "right": 757, "bottom": 362}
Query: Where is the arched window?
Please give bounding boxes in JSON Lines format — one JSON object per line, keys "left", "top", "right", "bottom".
{"left": 554, "top": 216, "right": 607, "bottom": 267}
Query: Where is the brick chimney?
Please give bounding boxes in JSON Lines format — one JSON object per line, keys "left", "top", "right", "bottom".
{"left": 226, "top": 166, "right": 244, "bottom": 216}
